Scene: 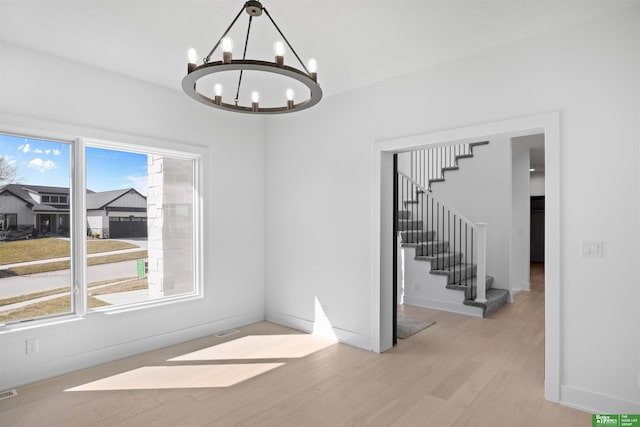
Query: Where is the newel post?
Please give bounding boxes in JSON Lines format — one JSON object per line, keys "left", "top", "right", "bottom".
{"left": 475, "top": 222, "right": 488, "bottom": 303}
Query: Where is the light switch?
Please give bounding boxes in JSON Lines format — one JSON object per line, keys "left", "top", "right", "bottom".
{"left": 581, "top": 240, "right": 603, "bottom": 258}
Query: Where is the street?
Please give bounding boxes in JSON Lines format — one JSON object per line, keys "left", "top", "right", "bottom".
{"left": 0, "top": 259, "right": 143, "bottom": 299}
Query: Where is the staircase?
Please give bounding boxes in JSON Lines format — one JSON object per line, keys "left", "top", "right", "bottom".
{"left": 396, "top": 142, "right": 509, "bottom": 318}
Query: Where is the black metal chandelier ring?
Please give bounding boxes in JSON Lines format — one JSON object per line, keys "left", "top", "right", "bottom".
{"left": 182, "top": 59, "right": 323, "bottom": 114}
{"left": 182, "top": 0, "right": 323, "bottom": 115}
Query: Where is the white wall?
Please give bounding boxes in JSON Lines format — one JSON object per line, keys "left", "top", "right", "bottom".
{"left": 265, "top": 88, "right": 377, "bottom": 349}
{"left": 427, "top": 136, "right": 512, "bottom": 293}
{"left": 0, "top": 42, "right": 266, "bottom": 389}
{"left": 264, "top": 6, "right": 640, "bottom": 413}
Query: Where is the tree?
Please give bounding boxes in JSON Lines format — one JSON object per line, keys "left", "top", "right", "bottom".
{"left": 0, "top": 156, "right": 18, "bottom": 185}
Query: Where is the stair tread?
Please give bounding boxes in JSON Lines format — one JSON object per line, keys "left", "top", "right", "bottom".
{"left": 465, "top": 288, "right": 508, "bottom": 304}
{"left": 430, "top": 262, "right": 475, "bottom": 273}
{"left": 415, "top": 251, "right": 461, "bottom": 259}
{"left": 463, "top": 288, "right": 509, "bottom": 317}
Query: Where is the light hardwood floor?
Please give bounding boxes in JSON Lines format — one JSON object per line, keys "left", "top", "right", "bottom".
{"left": 0, "top": 263, "right": 589, "bottom": 426}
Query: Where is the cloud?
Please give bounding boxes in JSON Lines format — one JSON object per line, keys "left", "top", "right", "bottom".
{"left": 18, "top": 143, "right": 31, "bottom": 153}
{"left": 33, "top": 148, "right": 43, "bottom": 154}
{"left": 28, "top": 158, "right": 58, "bottom": 172}
{"left": 45, "top": 149, "right": 51, "bottom": 154}
{"left": 125, "top": 174, "right": 148, "bottom": 196}
{"left": 1, "top": 155, "right": 17, "bottom": 166}
{"left": 53, "top": 149, "right": 61, "bottom": 156}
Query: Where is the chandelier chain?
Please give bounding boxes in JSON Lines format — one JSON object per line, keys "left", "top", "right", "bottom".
{"left": 235, "top": 15, "right": 254, "bottom": 105}
{"left": 263, "top": 7, "right": 309, "bottom": 74}
{"left": 204, "top": 4, "right": 246, "bottom": 63}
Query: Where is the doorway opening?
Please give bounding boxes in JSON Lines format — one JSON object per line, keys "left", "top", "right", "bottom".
{"left": 375, "top": 112, "right": 560, "bottom": 402}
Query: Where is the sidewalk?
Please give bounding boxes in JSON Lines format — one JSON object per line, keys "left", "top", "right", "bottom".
{"left": 0, "top": 247, "right": 147, "bottom": 270}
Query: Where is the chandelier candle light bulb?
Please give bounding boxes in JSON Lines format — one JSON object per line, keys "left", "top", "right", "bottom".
{"left": 274, "top": 41, "right": 285, "bottom": 67}
{"left": 251, "top": 91, "right": 260, "bottom": 111}
{"left": 286, "top": 88, "right": 295, "bottom": 109}
{"left": 308, "top": 58, "right": 317, "bottom": 81}
{"left": 187, "top": 48, "right": 197, "bottom": 73}
{"left": 222, "top": 37, "right": 233, "bottom": 63}
{"left": 214, "top": 83, "right": 223, "bottom": 105}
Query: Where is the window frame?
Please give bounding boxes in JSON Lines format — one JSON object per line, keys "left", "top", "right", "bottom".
{"left": 0, "top": 131, "right": 204, "bottom": 330}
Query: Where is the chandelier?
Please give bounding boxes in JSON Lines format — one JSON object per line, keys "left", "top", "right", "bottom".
{"left": 182, "top": 0, "right": 322, "bottom": 114}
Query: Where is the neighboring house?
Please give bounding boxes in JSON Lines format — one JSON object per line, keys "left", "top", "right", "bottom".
{"left": 0, "top": 184, "right": 147, "bottom": 238}
{"left": 87, "top": 188, "right": 147, "bottom": 238}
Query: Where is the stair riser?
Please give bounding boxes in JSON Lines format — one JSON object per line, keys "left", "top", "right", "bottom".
{"left": 439, "top": 265, "right": 477, "bottom": 284}
{"left": 397, "top": 210, "right": 411, "bottom": 220}
{"left": 428, "top": 253, "right": 463, "bottom": 269}
{"left": 397, "top": 220, "right": 423, "bottom": 231}
{"left": 399, "top": 230, "right": 436, "bottom": 243}
{"left": 416, "top": 242, "right": 449, "bottom": 255}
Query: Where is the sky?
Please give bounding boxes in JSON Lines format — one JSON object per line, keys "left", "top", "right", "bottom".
{"left": 0, "top": 134, "right": 148, "bottom": 195}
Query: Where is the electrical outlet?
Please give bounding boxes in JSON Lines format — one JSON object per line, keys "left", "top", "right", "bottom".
{"left": 321, "top": 305, "right": 328, "bottom": 315}
{"left": 414, "top": 283, "right": 420, "bottom": 292}
{"left": 26, "top": 338, "right": 38, "bottom": 355}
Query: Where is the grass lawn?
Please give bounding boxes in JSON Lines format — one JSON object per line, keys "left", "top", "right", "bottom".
{"left": 7, "top": 250, "right": 148, "bottom": 275}
{"left": 0, "top": 238, "right": 140, "bottom": 265}
{"left": 0, "top": 278, "right": 148, "bottom": 323}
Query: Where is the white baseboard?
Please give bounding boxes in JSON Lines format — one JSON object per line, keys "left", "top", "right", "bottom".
{"left": 7, "top": 310, "right": 265, "bottom": 390}
{"left": 403, "top": 296, "right": 483, "bottom": 317}
{"left": 561, "top": 385, "right": 640, "bottom": 414}
{"left": 266, "top": 310, "right": 372, "bottom": 351}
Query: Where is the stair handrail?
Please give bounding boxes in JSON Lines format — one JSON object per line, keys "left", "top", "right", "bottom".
{"left": 397, "top": 171, "right": 477, "bottom": 230}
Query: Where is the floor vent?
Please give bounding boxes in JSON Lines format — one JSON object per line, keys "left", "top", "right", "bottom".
{"left": 214, "top": 329, "right": 240, "bottom": 338}
{"left": 0, "top": 389, "right": 17, "bottom": 400}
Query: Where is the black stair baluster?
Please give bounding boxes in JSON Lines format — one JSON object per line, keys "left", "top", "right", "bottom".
{"left": 436, "top": 200, "right": 439, "bottom": 260}
{"left": 422, "top": 149, "right": 425, "bottom": 190}
{"left": 447, "top": 211, "right": 450, "bottom": 271}
{"left": 453, "top": 214, "right": 457, "bottom": 283}
{"left": 438, "top": 205, "right": 448, "bottom": 270}
{"left": 411, "top": 183, "right": 418, "bottom": 239}
{"left": 459, "top": 217, "right": 462, "bottom": 286}
{"left": 430, "top": 196, "right": 434, "bottom": 256}
{"left": 465, "top": 223, "right": 468, "bottom": 293}
{"left": 430, "top": 148, "right": 433, "bottom": 184}
{"left": 421, "top": 180, "right": 424, "bottom": 244}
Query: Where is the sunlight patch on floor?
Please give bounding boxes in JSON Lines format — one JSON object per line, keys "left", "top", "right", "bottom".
{"left": 169, "top": 334, "right": 335, "bottom": 362}
{"left": 65, "top": 363, "right": 284, "bottom": 391}
{"left": 66, "top": 332, "right": 336, "bottom": 392}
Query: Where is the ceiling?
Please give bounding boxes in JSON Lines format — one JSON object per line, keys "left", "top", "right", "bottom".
{"left": 1, "top": 0, "right": 638, "bottom": 103}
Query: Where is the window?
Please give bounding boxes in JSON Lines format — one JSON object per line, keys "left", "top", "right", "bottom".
{"left": 0, "top": 134, "right": 72, "bottom": 323}
{"left": 0, "top": 213, "right": 17, "bottom": 231}
{"left": 0, "top": 132, "right": 200, "bottom": 326}
{"left": 86, "top": 145, "right": 196, "bottom": 307}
